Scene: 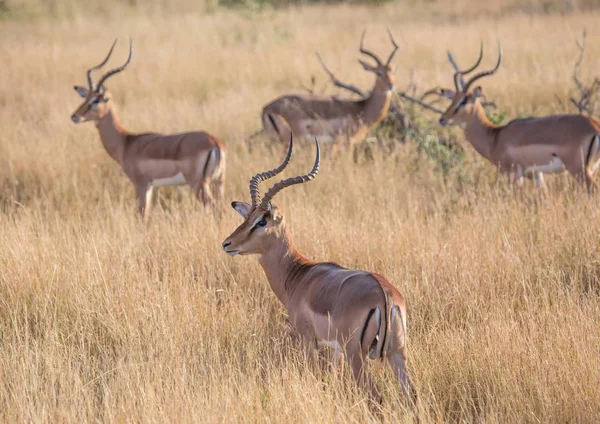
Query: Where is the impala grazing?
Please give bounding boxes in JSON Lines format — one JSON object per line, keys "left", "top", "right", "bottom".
{"left": 261, "top": 30, "right": 398, "bottom": 147}
{"left": 438, "top": 44, "right": 600, "bottom": 191}
{"left": 71, "top": 40, "right": 226, "bottom": 220}
{"left": 222, "top": 135, "right": 415, "bottom": 404}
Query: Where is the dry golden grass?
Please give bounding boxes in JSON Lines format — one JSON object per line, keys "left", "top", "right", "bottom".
{"left": 1, "top": 1, "right": 600, "bottom": 422}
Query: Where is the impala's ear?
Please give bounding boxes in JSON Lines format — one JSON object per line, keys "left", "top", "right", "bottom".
{"left": 472, "top": 86, "right": 483, "bottom": 98}
{"left": 232, "top": 201, "right": 252, "bottom": 218}
{"left": 100, "top": 90, "right": 111, "bottom": 102}
{"left": 440, "top": 88, "right": 455, "bottom": 99}
{"left": 74, "top": 85, "right": 89, "bottom": 98}
{"left": 358, "top": 59, "right": 377, "bottom": 72}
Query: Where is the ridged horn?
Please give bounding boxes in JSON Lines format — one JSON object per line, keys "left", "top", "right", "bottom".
{"left": 87, "top": 39, "right": 117, "bottom": 89}
{"left": 249, "top": 133, "right": 294, "bottom": 207}
{"left": 260, "top": 137, "right": 320, "bottom": 209}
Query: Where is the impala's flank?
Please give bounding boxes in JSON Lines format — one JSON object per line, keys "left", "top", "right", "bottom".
{"left": 71, "top": 40, "right": 226, "bottom": 220}
{"left": 439, "top": 44, "right": 600, "bottom": 191}
{"left": 261, "top": 30, "right": 398, "bottom": 147}
{"left": 222, "top": 135, "right": 415, "bottom": 404}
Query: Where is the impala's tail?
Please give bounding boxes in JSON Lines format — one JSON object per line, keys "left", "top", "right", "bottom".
{"left": 585, "top": 134, "right": 600, "bottom": 175}
{"left": 360, "top": 285, "right": 395, "bottom": 361}
{"left": 361, "top": 306, "right": 382, "bottom": 359}
{"left": 204, "top": 147, "right": 225, "bottom": 179}
{"left": 262, "top": 111, "right": 291, "bottom": 143}
{"left": 203, "top": 144, "right": 226, "bottom": 200}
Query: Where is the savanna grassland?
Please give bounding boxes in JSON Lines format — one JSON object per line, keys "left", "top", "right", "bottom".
{"left": 1, "top": 0, "right": 600, "bottom": 422}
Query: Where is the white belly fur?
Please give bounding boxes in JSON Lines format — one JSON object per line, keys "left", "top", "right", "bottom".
{"left": 152, "top": 172, "right": 187, "bottom": 187}
{"left": 304, "top": 134, "right": 334, "bottom": 143}
{"left": 522, "top": 155, "right": 566, "bottom": 177}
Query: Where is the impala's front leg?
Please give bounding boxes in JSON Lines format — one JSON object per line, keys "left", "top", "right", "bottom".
{"left": 505, "top": 166, "right": 526, "bottom": 199}
{"left": 532, "top": 171, "right": 546, "bottom": 190}
{"left": 135, "top": 183, "right": 153, "bottom": 223}
{"left": 301, "top": 334, "right": 320, "bottom": 365}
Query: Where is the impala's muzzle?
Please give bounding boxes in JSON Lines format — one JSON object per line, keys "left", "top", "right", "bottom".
{"left": 439, "top": 116, "right": 449, "bottom": 126}
{"left": 222, "top": 240, "right": 239, "bottom": 256}
{"left": 71, "top": 114, "right": 81, "bottom": 124}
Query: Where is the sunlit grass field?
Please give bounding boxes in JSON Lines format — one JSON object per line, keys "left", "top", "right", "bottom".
{"left": 1, "top": 1, "right": 600, "bottom": 422}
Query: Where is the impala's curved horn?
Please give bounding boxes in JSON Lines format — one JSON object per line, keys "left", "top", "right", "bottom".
{"left": 359, "top": 30, "right": 383, "bottom": 67}
{"left": 450, "top": 42, "right": 484, "bottom": 91}
{"left": 385, "top": 28, "right": 399, "bottom": 66}
{"left": 96, "top": 38, "right": 133, "bottom": 90}
{"left": 249, "top": 133, "right": 294, "bottom": 207}
{"left": 87, "top": 39, "right": 117, "bottom": 90}
{"left": 463, "top": 43, "right": 502, "bottom": 92}
{"left": 260, "top": 138, "right": 320, "bottom": 209}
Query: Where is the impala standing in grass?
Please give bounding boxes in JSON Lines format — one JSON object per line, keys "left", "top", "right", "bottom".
{"left": 261, "top": 30, "right": 398, "bottom": 147}
{"left": 71, "top": 40, "right": 226, "bottom": 221}
{"left": 222, "top": 135, "right": 415, "bottom": 404}
{"left": 438, "top": 44, "right": 600, "bottom": 191}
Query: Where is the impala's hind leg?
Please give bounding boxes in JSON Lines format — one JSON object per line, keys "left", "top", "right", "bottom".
{"left": 584, "top": 170, "right": 598, "bottom": 194}
{"left": 565, "top": 158, "right": 595, "bottom": 195}
{"left": 387, "top": 305, "right": 417, "bottom": 405}
{"left": 194, "top": 180, "right": 214, "bottom": 207}
{"left": 187, "top": 153, "right": 217, "bottom": 208}
{"left": 347, "top": 339, "right": 381, "bottom": 403}
{"left": 212, "top": 176, "right": 225, "bottom": 202}
{"left": 388, "top": 349, "right": 415, "bottom": 405}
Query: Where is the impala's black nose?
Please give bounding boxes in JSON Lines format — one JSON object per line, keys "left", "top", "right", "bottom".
{"left": 222, "top": 241, "right": 231, "bottom": 250}
{"left": 71, "top": 114, "right": 79, "bottom": 123}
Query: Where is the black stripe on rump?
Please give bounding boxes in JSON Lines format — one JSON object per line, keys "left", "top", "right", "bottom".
{"left": 360, "top": 308, "right": 377, "bottom": 352}
{"left": 268, "top": 113, "right": 280, "bottom": 136}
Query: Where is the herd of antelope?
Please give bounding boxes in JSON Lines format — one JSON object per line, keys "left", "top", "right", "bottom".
{"left": 70, "top": 32, "right": 599, "bottom": 406}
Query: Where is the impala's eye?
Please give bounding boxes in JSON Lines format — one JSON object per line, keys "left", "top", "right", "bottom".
{"left": 257, "top": 219, "right": 267, "bottom": 227}
{"left": 452, "top": 97, "right": 467, "bottom": 113}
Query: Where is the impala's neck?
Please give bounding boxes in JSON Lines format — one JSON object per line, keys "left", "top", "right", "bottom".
{"left": 258, "top": 224, "right": 313, "bottom": 309}
{"left": 95, "top": 103, "right": 129, "bottom": 164}
{"left": 363, "top": 83, "right": 392, "bottom": 126}
{"left": 463, "top": 101, "right": 500, "bottom": 162}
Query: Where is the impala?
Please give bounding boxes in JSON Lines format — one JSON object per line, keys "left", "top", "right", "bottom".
{"left": 71, "top": 40, "right": 226, "bottom": 220}
{"left": 438, "top": 44, "right": 600, "bottom": 191}
{"left": 222, "top": 135, "right": 415, "bottom": 404}
{"left": 261, "top": 30, "right": 398, "bottom": 147}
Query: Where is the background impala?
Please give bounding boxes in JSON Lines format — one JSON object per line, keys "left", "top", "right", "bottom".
{"left": 438, "top": 44, "right": 600, "bottom": 191}
{"left": 260, "top": 30, "right": 398, "bottom": 147}
{"left": 71, "top": 39, "right": 226, "bottom": 220}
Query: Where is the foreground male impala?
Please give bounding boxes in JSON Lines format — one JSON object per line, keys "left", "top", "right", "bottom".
{"left": 222, "top": 135, "right": 415, "bottom": 404}
{"left": 71, "top": 40, "right": 226, "bottom": 220}
{"left": 261, "top": 30, "right": 398, "bottom": 147}
{"left": 439, "top": 44, "right": 600, "bottom": 191}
